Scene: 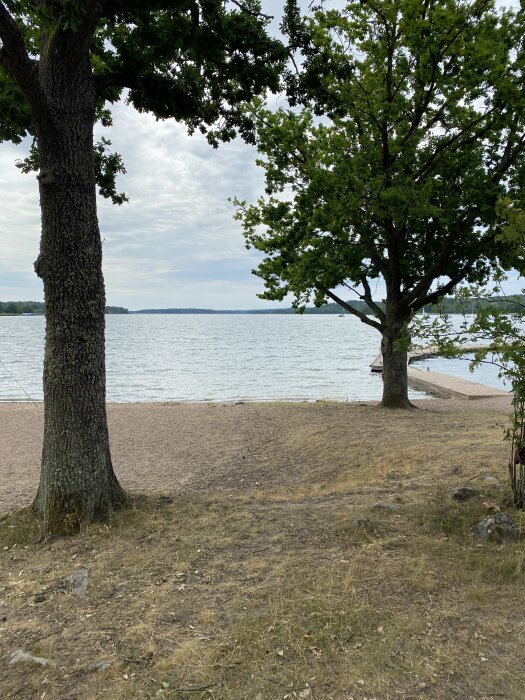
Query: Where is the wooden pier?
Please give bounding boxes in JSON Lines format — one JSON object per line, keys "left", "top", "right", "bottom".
{"left": 370, "top": 344, "right": 509, "bottom": 400}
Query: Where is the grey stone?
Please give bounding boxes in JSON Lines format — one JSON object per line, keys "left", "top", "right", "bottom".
{"left": 451, "top": 487, "right": 479, "bottom": 502}
{"left": 472, "top": 513, "right": 519, "bottom": 543}
{"left": 9, "top": 649, "right": 56, "bottom": 667}
{"left": 372, "top": 502, "right": 400, "bottom": 511}
{"left": 482, "top": 475, "right": 497, "bottom": 482}
{"left": 61, "top": 569, "right": 89, "bottom": 598}
{"left": 86, "top": 659, "right": 113, "bottom": 672}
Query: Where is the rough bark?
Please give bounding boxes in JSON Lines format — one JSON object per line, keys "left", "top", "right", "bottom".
{"left": 31, "top": 28, "right": 126, "bottom": 532}
{"left": 380, "top": 317, "right": 414, "bottom": 409}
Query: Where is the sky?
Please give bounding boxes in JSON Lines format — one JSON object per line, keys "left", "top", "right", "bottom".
{"left": 0, "top": 0, "right": 521, "bottom": 311}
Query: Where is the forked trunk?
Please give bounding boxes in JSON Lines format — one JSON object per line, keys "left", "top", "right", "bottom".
{"left": 380, "top": 319, "right": 413, "bottom": 409}
{"left": 32, "top": 45, "right": 126, "bottom": 532}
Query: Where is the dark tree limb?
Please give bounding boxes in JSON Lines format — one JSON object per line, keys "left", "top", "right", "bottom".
{"left": 492, "top": 130, "right": 525, "bottom": 184}
{"left": 408, "top": 264, "right": 473, "bottom": 310}
{"left": 360, "top": 275, "right": 386, "bottom": 321}
{"left": 94, "top": 70, "right": 136, "bottom": 93}
{"left": 319, "top": 286, "right": 383, "bottom": 331}
{"left": 102, "top": 0, "right": 272, "bottom": 20}
{"left": 0, "top": 2, "right": 49, "bottom": 120}
{"left": 414, "top": 108, "right": 497, "bottom": 182}
{"left": 402, "top": 206, "right": 480, "bottom": 309}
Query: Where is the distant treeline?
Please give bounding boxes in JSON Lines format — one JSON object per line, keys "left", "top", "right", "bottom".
{"left": 422, "top": 295, "right": 525, "bottom": 314}
{"left": 133, "top": 301, "right": 378, "bottom": 314}
{"left": 132, "top": 302, "right": 367, "bottom": 314}
{"left": 133, "top": 295, "right": 525, "bottom": 316}
{"left": 0, "top": 301, "right": 128, "bottom": 315}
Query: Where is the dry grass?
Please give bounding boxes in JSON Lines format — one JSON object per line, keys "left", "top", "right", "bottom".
{"left": 2, "top": 402, "right": 525, "bottom": 699}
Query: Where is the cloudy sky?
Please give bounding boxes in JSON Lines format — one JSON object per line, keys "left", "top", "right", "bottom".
{"left": 0, "top": 0, "right": 520, "bottom": 310}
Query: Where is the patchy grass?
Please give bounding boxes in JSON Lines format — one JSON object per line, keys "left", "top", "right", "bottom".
{"left": 2, "top": 404, "right": 525, "bottom": 699}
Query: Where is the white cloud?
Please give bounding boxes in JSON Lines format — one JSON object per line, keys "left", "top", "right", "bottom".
{"left": 90, "top": 100, "right": 280, "bottom": 308}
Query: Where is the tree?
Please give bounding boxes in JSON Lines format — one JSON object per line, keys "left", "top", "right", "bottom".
{"left": 235, "top": 0, "right": 525, "bottom": 408}
{"left": 0, "top": 0, "right": 285, "bottom": 532}
{"left": 415, "top": 199, "right": 525, "bottom": 507}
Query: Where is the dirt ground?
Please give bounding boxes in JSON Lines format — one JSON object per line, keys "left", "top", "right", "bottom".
{"left": 2, "top": 396, "right": 525, "bottom": 699}
{"left": 0, "top": 396, "right": 514, "bottom": 515}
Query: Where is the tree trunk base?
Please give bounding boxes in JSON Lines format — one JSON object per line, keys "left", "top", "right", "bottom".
{"left": 32, "top": 477, "right": 128, "bottom": 535}
{"left": 379, "top": 397, "right": 417, "bottom": 409}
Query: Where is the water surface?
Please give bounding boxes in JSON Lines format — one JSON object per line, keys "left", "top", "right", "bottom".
{"left": 0, "top": 314, "right": 504, "bottom": 403}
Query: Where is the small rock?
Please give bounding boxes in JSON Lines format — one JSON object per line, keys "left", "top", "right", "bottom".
{"left": 9, "top": 649, "right": 56, "bottom": 667}
{"left": 86, "top": 659, "right": 112, "bottom": 672}
{"left": 451, "top": 487, "right": 479, "bottom": 502}
{"left": 472, "top": 513, "right": 518, "bottom": 543}
{"left": 61, "top": 569, "right": 89, "bottom": 599}
{"left": 372, "top": 502, "right": 399, "bottom": 511}
{"left": 482, "top": 475, "right": 497, "bottom": 482}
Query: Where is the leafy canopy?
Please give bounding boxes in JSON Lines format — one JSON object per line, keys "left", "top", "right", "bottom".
{"left": 0, "top": 0, "right": 286, "bottom": 202}
{"left": 236, "top": 0, "right": 525, "bottom": 329}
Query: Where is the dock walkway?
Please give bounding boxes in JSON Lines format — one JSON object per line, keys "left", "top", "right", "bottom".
{"left": 370, "top": 345, "right": 509, "bottom": 400}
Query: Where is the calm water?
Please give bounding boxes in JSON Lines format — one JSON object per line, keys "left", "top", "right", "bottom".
{"left": 411, "top": 353, "right": 510, "bottom": 392}
{"left": 0, "top": 314, "right": 505, "bottom": 403}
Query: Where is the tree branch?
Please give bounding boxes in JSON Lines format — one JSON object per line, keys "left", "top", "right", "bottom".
{"left": 360, "top": 275, "right": 386, "bottom": 321}
{"left": 414, "top": 107, "right": 497, "bottom": 182}
{"left": 229, "top": 0, "right": 272, "bottom": 20}
{"left": 410, "top": 264, "right": 473, "bottom": 310}
{"left": 491, "top": 130, "right": 525, "bottom": 184}
{"left": 94, "top": 70, "right": 135, "bottom": 93}
{"left": 103, "top": 0, "right": 272, "bottom": 20}
{"left": 0, "top": 2, "right": 49, "bottom": 119}
{"left": 319, "top": 286, "right": 383, "bottom": 331}
{"left": 402, "top": 205, "right": 481, "bottom": 309}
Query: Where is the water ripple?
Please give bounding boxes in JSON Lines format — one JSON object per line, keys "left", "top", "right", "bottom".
{"left": 0, "top": 314, "right": 431, "bottom": 402}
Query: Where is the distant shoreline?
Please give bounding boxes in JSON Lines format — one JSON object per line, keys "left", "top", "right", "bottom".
{"left": 3, "top": 293, "right": 525, "bottom": 316}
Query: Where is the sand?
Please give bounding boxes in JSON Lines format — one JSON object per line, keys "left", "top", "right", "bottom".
{"left": 0, "top": 396, "right": 514, "bottom": 516}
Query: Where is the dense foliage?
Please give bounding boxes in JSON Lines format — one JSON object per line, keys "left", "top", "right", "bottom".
{"left": 235, "top": 0, "right": 525, "bottom": 407}
{"left": 0, "top": 0, "right": 286, "bottom": 199}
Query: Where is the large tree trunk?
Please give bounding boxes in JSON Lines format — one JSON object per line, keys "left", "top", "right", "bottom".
{"left": 32, "top": 37, "right": 126, "bottom": 532}
{"left": 380, "top": 317, "right": 413, "bottom": 409}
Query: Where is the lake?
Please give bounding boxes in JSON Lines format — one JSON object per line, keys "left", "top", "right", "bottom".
{"left": 0, "top": 314, "right": 505, "bottom": 403}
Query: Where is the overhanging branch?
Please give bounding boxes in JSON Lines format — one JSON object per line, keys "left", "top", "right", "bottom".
{"left": 94, "top": 70, "right": 136, "bottom": 93}
{"left": 409, "top": 264, "right": 473, "bottom": 310}
{"left": 360, "top": 276, "right": 386, "bottom": 322}
{"left": 402, "top": 207, "right": 479, "bottom": 309}
{"left": 319, "top": 286, "right": 382, "bottom": 331}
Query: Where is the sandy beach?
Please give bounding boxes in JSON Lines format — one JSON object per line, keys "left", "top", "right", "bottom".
{"left": 4, "top": 394, "right": 525, "bottom": 699}
{"left": 1, "top": 396, "right": 514, "bottom": 516}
